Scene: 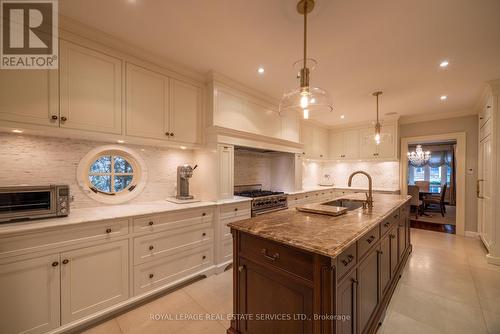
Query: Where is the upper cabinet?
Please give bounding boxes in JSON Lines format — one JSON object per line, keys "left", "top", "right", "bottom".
{"left": 59, "top": 41, "right": 123, "bottom": 134}
{"left": 329, "top": 123, "right": 398, "bottom": 161}
{"left": 301, "top": 122, "right": 328, "bottom": 159}
{"left": 0, "top": 69, "right": 58, "bottom": 127}
{"left": 170, "top": 79, "right": 202, "bottom": 144}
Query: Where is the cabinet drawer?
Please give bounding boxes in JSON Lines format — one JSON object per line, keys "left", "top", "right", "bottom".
{"left": 336, "top": 243, "right": 357, "bottom": 279}
{"left": 0, "top": 219, "right": 129, "bottom": 257}
{"left": 133, "top": 222, "right": 213, "bottom": 264}
{"left": 381, "top": 210, "right": 399, "bottom": 236}
{"left": 357, "top": 225, "right": 380, "bottom": 259}
{"left": 133, "top": 208, "right": 214, "bottom": 233}
{"left": 221, "top": 238, "right": 233, "bottom": 263}
{"left": 133, "top": 245, "right": 213, "bottom": 295}
{"left": 239, "top": 233, "right": 313, "bottom": 281}
{"left": 221, "top": 214, "right": 250, "bottom": 240}
{"left": 220, "top": 202, "right": 251, "bottom": 219}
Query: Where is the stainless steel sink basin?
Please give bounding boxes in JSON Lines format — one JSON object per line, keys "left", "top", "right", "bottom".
{"left": 322, "top": 200, "right": 364, "bottom": 211}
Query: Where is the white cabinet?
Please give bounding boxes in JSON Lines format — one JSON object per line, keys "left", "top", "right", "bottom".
{"left": 478, "top": 122, "right": 493, "bottom": 249}
{"left": 359, "top": 124, "right": 397, "bottom": 159}
{"left": 0, "top": 70, "right": 58, "bottom": 127}
{"left": 301, "top": 123, "right": 328, "bottom": 159}
{"left": 60, "top": 240, "right": 129, "bottom": 324}
{"left": 0, "top": 254, "right": 60, "bottom": 334}
{"left": 329, "top": 130, "right": 360, "bottom": 160}
{"left": 170, "top": 79, "right": 202, "bottom": 144}
{"left": 125, "top": 63, "right": 202, "bottom": 144}
{"left": 59, "top": 41, "right": 123, "bottom": 134}
{"left": 281, "top": 110, "right": 301, "bottom": 142}
{"left": 218, "top": 144, "right": 234, "bottom": 199}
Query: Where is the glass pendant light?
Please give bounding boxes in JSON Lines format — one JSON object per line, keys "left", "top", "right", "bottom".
{"left": 279, "top": 0, "right": 333, "bottom": 119}
{"left": 373, "top": 91, "right": 383, "bottom": 145}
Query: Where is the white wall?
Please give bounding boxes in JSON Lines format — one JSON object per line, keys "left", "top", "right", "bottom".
{"left": 0, "top": 133, "right": 197, "bottom": 209}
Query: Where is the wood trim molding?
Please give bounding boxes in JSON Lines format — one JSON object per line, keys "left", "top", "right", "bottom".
{"left": 400, "top": 132, "right": 467, "bottom": 236}
{"left": 399, "top": 110, "right": 477, "bottom": 125}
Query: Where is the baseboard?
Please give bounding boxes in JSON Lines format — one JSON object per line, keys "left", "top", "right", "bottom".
{"left": 215, "top": 260, "right": 233, "bottom": 274}
{"left": 465, "top": 231, "right": 479, "bottom": 238}
{"left": 486, "top": 254, "right": 500, "bottom": 266}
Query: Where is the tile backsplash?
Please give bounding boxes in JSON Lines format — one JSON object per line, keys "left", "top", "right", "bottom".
{"left": 234, "top": 150, "right": 272, "bottom": 189}
{"left": 0, "top": 133, "right": 196, "bottom": 209}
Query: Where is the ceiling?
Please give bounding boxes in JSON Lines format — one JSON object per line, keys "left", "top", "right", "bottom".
{"left": 59, "top": 0, "right": 500, "bottom": 126}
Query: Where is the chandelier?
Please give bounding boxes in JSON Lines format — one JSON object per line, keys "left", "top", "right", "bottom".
{"left": 279, "top": 0, "right": 333, "bottom": 119}
{"left": 407, "top": 145, "right": 431, "bottom": 167}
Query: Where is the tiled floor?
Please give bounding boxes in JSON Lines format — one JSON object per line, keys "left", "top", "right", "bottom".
{"left": 82, "top": 229, "right": 500, "bottom": 334}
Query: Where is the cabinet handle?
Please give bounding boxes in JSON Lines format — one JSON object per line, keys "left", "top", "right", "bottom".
{"left": 149, "top": 273, "right": 154, "bottom": 279}
{"left": 261, "top": 248, "right": 280, "bottom": 261}
{"left": 342, "top": 254, "right": 354, "bottom": 266}
{"left": 487, "top": 105, "right": 491, "bottom": 109}
{"left": 148, "top": 221, "right": 154, "bottom": 226}
{"left": 165, "top": 132, "right": 170, "bottom": 136}
{"left": 389, "top": 234, "right": 396, "bottom": 239}
{"left": 62, "top": 259, "right": 69, "bottom": 264}
{"left": 51, "top": 115, "right": 58, "bottom": 120}
{"left": 238, "top": 265, "right": 245, "bottom": 272}
{"left": 52, "top": 261, "right": 59, "bottom": 267}
{"left": 377, "top": 250, "right": 383, "bottom": 255}
{"left": 149, "top": 245, "right": 154, "bottom": 251}
{"left": 384, "top": 222, "right": 391, "bottom": 227}
{"left": 366, "top": 235, "right": 376, "bottom": 243}
{"left": 60, "top": 116, "right": 67, "bottom": 122}
{"left": 106, "top": 228, "right": 112, "bottom": 234}
{"left": 170, "top": 133, "right": 174, "bottom": 137}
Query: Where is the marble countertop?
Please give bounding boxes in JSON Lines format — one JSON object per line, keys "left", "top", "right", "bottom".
{"left": 0, "top": 196, "right": 252, "bottom": 236}
{"left": 228, "top": 193, "right": 411, "bottom": 258}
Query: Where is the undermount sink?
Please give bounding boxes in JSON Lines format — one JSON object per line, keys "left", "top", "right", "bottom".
{"left": 322, "top": 199, "right": 365, "bottom": 211}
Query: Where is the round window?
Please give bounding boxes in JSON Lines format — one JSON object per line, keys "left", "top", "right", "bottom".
{"left": 77, "top": 146, "right": 148, "bottom": 204}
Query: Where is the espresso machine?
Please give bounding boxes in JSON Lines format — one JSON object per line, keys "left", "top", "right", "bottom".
{"left": 176, "top": 164, "right": 197, "bottom": 200}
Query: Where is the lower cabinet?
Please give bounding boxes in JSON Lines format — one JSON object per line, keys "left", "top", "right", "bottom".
{"left": 60, "top": 240, "right": 129, "bottom": 324}
{"left": 0, "top": 240, "right": 129, "bottom": 333}
{"left": 337, "top": 271, "right": 357, "bottom": 334}
{"left": 389, "top": 228, "right": 399, "bottom": 278}
{"left": 0, "top": 254, "right": 61, "bottom": 334}
{"left": 379, "top": 235, "right": 391, "bottom": 296}
{"left": 357, "top": 249, "right": 380, "bottom": 334}
{"left": 237, "top": 257, "right": 314, "bottom": 334}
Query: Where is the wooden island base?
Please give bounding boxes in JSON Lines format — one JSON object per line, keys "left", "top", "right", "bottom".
{"left": 228, "top": 197, "right": 411, "bottom": 334}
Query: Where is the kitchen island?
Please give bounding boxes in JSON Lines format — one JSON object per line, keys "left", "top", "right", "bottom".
{"left": 227, "top": 193, "right": 412, "bottom": 334}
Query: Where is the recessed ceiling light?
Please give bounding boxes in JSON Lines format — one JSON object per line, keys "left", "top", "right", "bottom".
{"left": 340, "top": 115, "right": 345, "bottom": 119}
{"left": 11, "top": 129, "right": 23, "bottom": 133}
{"left": 257, "top": 67, "right": 265, "bottom": 74}
{"left": 117, "top": 140, "right": 125, "bottom": 143}
{"left": 440, "top": 95, "right": 448, "bottom": 100}
{"left": 439, "top": 60, "right": 449, "bottom": 68}
{"left": 180, "top": 146, "right": 187, "bottom": 150}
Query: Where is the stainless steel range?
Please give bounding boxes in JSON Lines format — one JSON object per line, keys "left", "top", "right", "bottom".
{"left": 234, "top": 185, "right": 288, "bottom": 216}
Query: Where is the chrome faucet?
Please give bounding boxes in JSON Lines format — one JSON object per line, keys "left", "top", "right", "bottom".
{"left": 348, "top": 171, "right": 373, "bottom": 209}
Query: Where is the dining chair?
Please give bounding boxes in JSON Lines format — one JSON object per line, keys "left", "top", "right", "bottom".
{"left": 422, "top": 183, "right": 448, "bottom": 217}
{"left": 407, "top": 185, "right": 422, "bottom": 219}
{"left": 415, "top": 181, "right": 430, "bottom": 192}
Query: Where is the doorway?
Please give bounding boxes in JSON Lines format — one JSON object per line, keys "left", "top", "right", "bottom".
{"left": 401, "top": 133, "right": 466, "bottom": 236}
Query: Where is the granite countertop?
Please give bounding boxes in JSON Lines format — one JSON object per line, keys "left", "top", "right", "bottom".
{"left": 286, "top": 186, "right": 399, "bottom": 195}
{"left": 228, "top": 193, "right": 411, "bottom": 258}
{"left": 0, "top": 196, "right": 252, "bottom": 236}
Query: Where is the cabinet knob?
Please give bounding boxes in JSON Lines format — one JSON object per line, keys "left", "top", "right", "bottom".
{"left": 202, "top": 212, "right": 206, "bottom": 216}
{"left": 148, "top": 221, "right": 154, "bottom": 226}
{"left": 149, "top": 245, "right": 154, "bottom": 251}
{"left": 202, "top": 255, "right": 206, "bottom": 260}
{"left": 149, "top": 273, "right": 154, "bottom": 279}
{"left": 238, "top": 265, "right": 245, "bottom": 272}
{"left": 234, "top": 208, "right": 238, "bottom": 211}
{"left": 170, "top": 133, "right": 174, "bottom": 137}
{"left": 389, "top": 234, "right": 396, "bottom": 239}
{"left": 52, "top": 261, "right": 59, "bottom": 267}
{"left": 51, "top": 115, "right": 58, "bottom": 120}
{"left": 384, "top": 222, "right": 391, "bottom": 227}
{"left": 62, "top": 259, "right": 69, "bottom": 264}
{"left": 60, "top": 116, "right": 67, "bottom": 122}
{"left": 165, "top": 132, "right": 171, "bottom": 136}
{"left": 487, "top": 105, "right": 491, "bottom": 109}
{"left": 202, "top": 232, "right": 206, "bottom": 237}
{"left": 106, "top": 228, "right": 112, "bottom": 234}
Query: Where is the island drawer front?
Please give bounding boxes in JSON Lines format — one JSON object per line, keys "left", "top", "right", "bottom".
{"left": 380, "top": 217, "right": 393, "bottom": 236}
{"left": 133, "top": 244, "right": 213, "bottom": 296}
{"left": 239, "top": 233, "right": 314, "bottom": 281}
{"left": 133, "top": 222, "right": 213, "bottom": 265}
{"left": 357, "top": 225, "right": 380, "bottom": 259}
{"left": 220, "top": 202, "right": 251, "bottom": 220}
{"left": 336, "top": 243, "right": 357, "bottom": 279}
{"left": 0, "top": 219, "right": 129, "bottom": 257}
{"left": 133, "top": 209, "right": 214, "bottom": 233}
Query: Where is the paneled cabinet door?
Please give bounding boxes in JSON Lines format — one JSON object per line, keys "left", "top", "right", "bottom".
{"left": 479, "top": 135, "right": 493, "bottom": 248}
{"left": 59, "top": 41, "right": 122, "bottom": 134}
{"left": 169, "top": 79, "right": 202, "bottom": 144}
{"left": 0, "top": 254, "right": 60, "bottom": 334}
{"left": 397, "top": 220, "right": 407, "bottom": 262}
{"left": 125, "top": 63, "right": 169, "bottom": 139}
{"left": 389, "top": 229, "right": 398, "bottom": 277}
{"left": 359, "top": 128, "right": 378, "bottom": 159}
{"left": 376, "top": 125, "right": 396, "bottom": 158}
{"left": 0, "top": 70, "right": 58, "bottom": 126}
{"left": 329, "top": 132, "right": 344, "bottom": 159}
{"left": 314, "top": 127, "right": 328, "bottom": 159}
{"left": 336, "top": 272, "right": 357, "bottom": 334}
{"left": 344, "top": 130, "right": 360, "bottom": 159}
{"left": 379, "top": 235, "right": 391, "bottom": 296}
{"left": 218, "top": 144, "right": 234, "bottom": 199}
{"left": 237, "top": 258, "right": 313, "bottom": 334}
{"left": 357, "top": 248, "right": 379, "bottom": 334}
{"left": 60, "top": 240, "right": 129, "bottom": 324}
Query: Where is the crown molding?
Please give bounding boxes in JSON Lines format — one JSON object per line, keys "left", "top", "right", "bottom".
{"left": 399, "top": 109, "right": 476, "bottom": 125}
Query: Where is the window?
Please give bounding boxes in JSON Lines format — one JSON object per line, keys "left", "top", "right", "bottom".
{"left": 414, "top": 167, "right": 425, "bottom": 181}
{"left": 429, "top": 167, "right": 441, "bottom": 184}
{"left": 77, "top": 145, "right": 147, "bottom": 204}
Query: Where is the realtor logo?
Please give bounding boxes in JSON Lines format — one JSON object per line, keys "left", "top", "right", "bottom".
{"left": 1, "top": 0, "right": 58, "bottom": 69}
